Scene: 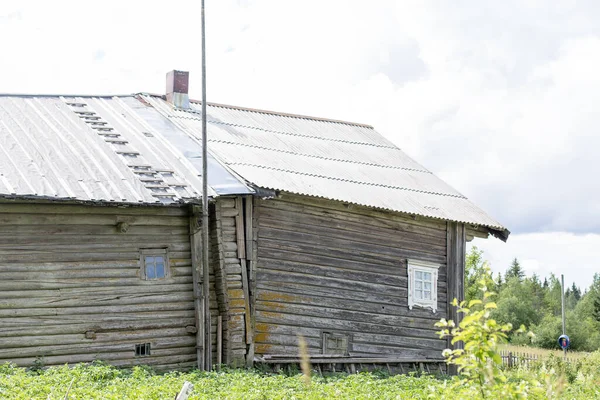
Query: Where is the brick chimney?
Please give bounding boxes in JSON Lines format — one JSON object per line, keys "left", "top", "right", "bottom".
{"left": 166, "top": 70, "right": 190, "bottom": 109}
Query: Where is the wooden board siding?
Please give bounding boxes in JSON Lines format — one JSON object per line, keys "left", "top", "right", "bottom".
{"left": 0, "top": 202, "right": 198, "bottom": 371}
{"left": 446, "top": 222, "right": 466, "bottom": 355}
{"left": 211, "top": 198, "right": 250, "bottom": 366}
{"left": 253, "top": 195, "right": 449, "bottom": 361}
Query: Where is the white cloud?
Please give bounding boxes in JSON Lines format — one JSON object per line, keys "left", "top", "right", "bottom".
{"left": 471, "top": 233, "right": 600, "bottom": 291}
{"left": 1, "top": 0, "right": 599, "bottom": 280}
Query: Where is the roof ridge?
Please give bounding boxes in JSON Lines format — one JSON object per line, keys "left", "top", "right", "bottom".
{"left": 0, "top": 93, "right": 134, "bottom": 98}
{"left": 201, "top": 100, "right": 374, "bottom": 129}
{"left": 1, "top": 93, "right": 374, "bottom": 129}
{"left": 139, "top": 93, "right": 373, "bottom": 129}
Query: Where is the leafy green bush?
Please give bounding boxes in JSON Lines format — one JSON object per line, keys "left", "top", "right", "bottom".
{"left": 436, "top": 266, "right": 541, "bottom": 398}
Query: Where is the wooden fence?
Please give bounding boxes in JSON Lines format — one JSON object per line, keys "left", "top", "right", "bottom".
{"left": 500, "top": 350, "right": 577, "bottom": 368}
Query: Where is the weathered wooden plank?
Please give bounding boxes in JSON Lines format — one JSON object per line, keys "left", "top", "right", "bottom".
{"left": 255, "top": 311, "right": 439, "bottom": 343}
{"left": 255, "top": 343, "right": 321, "bottom": 355}
{"left": 0, "top": 235, "right": 190, "bottom": 247}
{"left": 446, "top": 222, "right": 466, "bottom": 374}
{"left": 258, "top": 249, "right": 448, "bottom": 281}
{"left": 259, "top": 258, "right": 404, "bottom": 287}
{"left": 255, "top": 302, "right": 441, "bottom": 331}
{"left": 235, "top": 197, "right": 246, "bottom": 259}
{"left": 0, "top": 283, "right": 194, "bottom": 299}
{"left": 211, "top": 202, "right": 232, "bottom": 365}
{"left": 259, "top": 240, "right": 404, "bottom": 272}
{"left": 0, "top": 227, "right": 190, "bottom": 239}
{"left": 0, "top": 292, "right": 194, "bottom": 309}
{"left": 257, "top": 282, "right": 446, "bottom": 310}
{"left": 220, "top": 208, "right": 240, "bottom": 218}
{"left": 351, "top": 332, "right": 446, "bottom": 350}
{"left": 0, "top": 213, "right": 188, "bottom": 226}
{"left": 0, "top": 301, "right": 194, "bottom": 318}
{"left": 0, "top": 276, "right": 195, "bottom": 291}
{"left": 0, "top": 251, "right": 192, "bottom": 263}
{"left": 0, "top": 336, "right": 197, "bottom": 359}
{"left": 254, "top": 333, "right": 321, "bottom": 349}
{"left": 4, "top": 346, "right": 197, "bottom": 368}
{"left": 254, "top": 323, "right": 322, "bottom": 339}
{"left": 0, "top": 265, "right": 191, "bottom": 280}
{"left": 0, "top": 318, "right": 197, "bottom": 337}
{"left": 256, "top": 289, "right": 446, "bottom": 320}
{"left": 259, "top": 195, "right": 448, "bottom": 233}
{"left": 258, "top": 211, "right": 447, "bottom": 248}
{"left": 256, "top": 356, "right": 443, "bottom": 364}
{"left": 0, "top": 260, "right": 184, "bottom": 272}
{"left": 245, "top": 197, "right": 254, "bottom": 270}
{"left": 236, "top": 201, "right": 253, "bottom": 363}
{"left": 0, "top": 244, "right": 190, "bottom": 257}
{"left": 256, "top": 269, "right": 446, "bottom": 298}
{"left": 219, "top": 198, "right": 236, "bottom": 208}
{"left": 350, "top": 343, "right": 441, "bottom": 359}
{"left": 0, "top": 312, "right": 195, "bottom": 330}
{"left": 259, "top": 234, "right": 444, "bottom": 269}
{"left": 0, "top": 327, "right": 195, "bottom": 349}
{"left": 258, "top": 228, "right": 446, "bottom": 264}
{"left": 0, "top": 203, "right": 188, "bottom": 216}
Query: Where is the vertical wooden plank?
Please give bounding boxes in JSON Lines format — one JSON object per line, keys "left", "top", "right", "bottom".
{"left": 446, "top": 222, "right": 456, "bottom": 353}
{"left": 456, "top": 223, "right": 466, "bottom": 314}
{"left": 189, "top": 206, "right": 205, "bottom": 370}
{"left": 213, "top": 202, "right": 226, "bottom": 365}
{"left": 217, "top": 315, "right": 223, "bottom": 368}
{"left": 240, "top": 266, "right": 253, "bottom": 345}
{"left": 245, "top": 196, "right": 254, "bottom": 264}
{"left": 446, "top": 222, "right": 466, "bottom": 375}
{"left": 245, "top": 196, "right": 256, "bottom": 367}
{"left": 235, "top": 197, "right": 246, "bottom": 259}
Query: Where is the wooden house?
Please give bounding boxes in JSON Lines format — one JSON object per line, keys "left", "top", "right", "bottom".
{"left": 0, "top": 71, "right": 508, "bottom": 372}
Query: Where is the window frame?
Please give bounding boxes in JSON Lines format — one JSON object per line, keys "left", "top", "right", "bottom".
{"left": 139, "top": 249, "right": 170, "bottom": 281}
{"left": 134, "top": 343, "right": 151, "bottom": 357}
{"left": 407, "top": 259, "right": 440, "bottom": 313}
{"left": 321, "top": 331, "right": 352, "bottom": 356}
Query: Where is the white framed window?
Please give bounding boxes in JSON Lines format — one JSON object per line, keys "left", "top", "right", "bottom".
{"left": 407, "top": 259, "right": 440, "bottom": 313}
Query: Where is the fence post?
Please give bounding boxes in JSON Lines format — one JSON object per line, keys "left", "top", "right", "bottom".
{"left": 508, "top": 352, "right": 513, "bottom": 368}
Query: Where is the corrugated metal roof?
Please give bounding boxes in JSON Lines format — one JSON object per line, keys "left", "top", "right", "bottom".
{"left": 0, "top": 95, "right": 251, "bottom": 205}
{"left": 142, "top": 94, "right": 509, "bottom": 240}
{"left": 0, "top": 92, "right": 507, "bottom": 239}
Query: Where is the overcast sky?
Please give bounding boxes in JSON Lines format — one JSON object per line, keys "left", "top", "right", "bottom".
{"left": 1, "top": 0, "right": 598, "bottom": 290}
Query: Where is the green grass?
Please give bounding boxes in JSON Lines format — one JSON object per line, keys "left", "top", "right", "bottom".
{"left": 1, "top": 359, "right": 600, "bottom": 400}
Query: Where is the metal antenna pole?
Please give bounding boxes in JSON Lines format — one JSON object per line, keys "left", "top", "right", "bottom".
{"left": 201, "top": 0, "right": 211, "bottom": 372}
{"left": 561, "top": 274, "right": 566, "bottom": 359}
{"left": 561, "top": 274, "right": 566, "bottom": 336}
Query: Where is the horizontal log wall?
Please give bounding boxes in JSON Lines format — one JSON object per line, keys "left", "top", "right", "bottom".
{"left": 254, "top": 195, "right": 449, "bottom": 361}
{"left": 0, "top": 202, "right": 201, "bottom": 371}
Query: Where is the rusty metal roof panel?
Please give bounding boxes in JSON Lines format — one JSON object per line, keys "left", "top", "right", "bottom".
{"left": 143, "top": 94, "right": 507, "bottom": 237}
{"left": 0, "top": 95, "right": 251, "bottom": 205}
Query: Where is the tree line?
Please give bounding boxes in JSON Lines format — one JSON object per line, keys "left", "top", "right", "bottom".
{"left": 465, "top": 247, "right": 600, "bottom": 352}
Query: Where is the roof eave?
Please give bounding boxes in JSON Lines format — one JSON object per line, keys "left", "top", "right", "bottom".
{"left": 489, "top": 227, "right": 511, "bottom": 243}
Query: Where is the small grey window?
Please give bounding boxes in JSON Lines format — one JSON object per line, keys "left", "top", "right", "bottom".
{"left": 322, "top": 332, "right": 351, "bottom": 355}
{"left": 140, "top": 249, "right": 169, "bottom": 280}
{"left": 135, "top": 343, "right": 151, "bottom": 357}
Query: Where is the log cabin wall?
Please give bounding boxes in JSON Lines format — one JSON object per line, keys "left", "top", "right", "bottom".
{"left": 0, "top": 202, "right": 202, "bottom": 370}
{"left": 211, "top": 197, "right": 251, "bottom": 367}
{"left": 252, "top": 194, "right": 451, "bottom": 360}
